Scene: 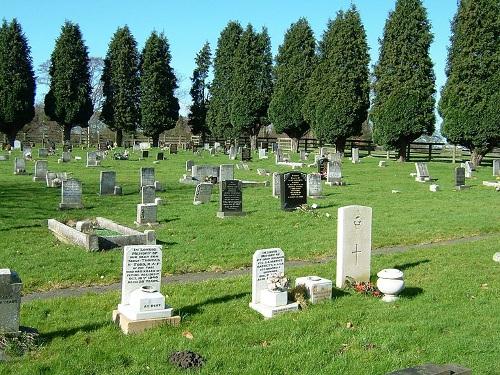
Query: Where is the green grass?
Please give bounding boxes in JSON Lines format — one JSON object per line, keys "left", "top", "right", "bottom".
{"left": 0, "top": 147, "right": 499, "bottom": 293}
{"left": 1, "top": 235, "right": 499, "bottom": 374}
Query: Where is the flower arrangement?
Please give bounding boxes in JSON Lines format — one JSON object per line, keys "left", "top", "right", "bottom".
{"left": 266, "top": 273, "right": 290, "bottom": 292}
{"left": 344, "top": 276, "right": 382, "bottom": 297}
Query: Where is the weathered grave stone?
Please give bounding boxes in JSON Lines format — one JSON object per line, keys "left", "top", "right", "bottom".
{"left": 217, "top": 180, "right": 245, "bottom": 218}
{"left": 493, "top": 159, "right": 500, "bottom": 176}
{"left": 100, "top": 171, "right": 116, "bottom": 195}
{"left": 299, "top": 150, "right": 307, "bottom": 161}
{"left": 38, "top": 148, "right": 48, "bottom": 158}
{"left": 191, "top": 165, "right": 219, "bottom": 182}
{"left": 139, "top": 142, "right": 151, "bottom": 150}
{"left": 415, "top": 162, "right": 430, "bottom": 182}
{"left": 86, "top": 151, "right": 100, "bottom": 167}
{"left": 141, "top": 185, "right": 156, "bottom": 204}
{"left": 140, "top": 167, "right": 155, "bottom": 188}
{"left": 463, "top": 161, "right": 473, "bottom": 178}
{"left": 229, "top": 146, "right": 237, "bottom": 160}
{"left": 249, "top": 248, "right": 299, "bottom": 318}
{"left": 295, "top": 276, "right": 332, "bottom": 304}
{"left": 272, "top": 172, "right": 281, "bottom": 198}
{"left": 317, "top": 157, "right": 329, "bottom": 180}
{"left": 62, "top": 151, "right": 71, "bottom": 162}
{"left": 13, "top": 140, "right": 21, "bottom": 149}
{"left": 331, "top": 152, "right": 342, "bottom": 164}
{"left": 204, "top": 143, "right": 210, "bottom": 150}
{"left": 136, "top": 203, "right": 158, "bottom": 225}
{"left": 241, "top": 147, "right": 251, "bottom": 161}
{"left": 336, "top": 205, "right": 372, "bottom": 288}
{"left": 379, "top": 161, "right": 387, "bottom": 167}
{"left": 13, "top": 157, "right": 26, "bottom": 174}
{"left": 326, "top": 161, "right": 342, "bottom": 186}
{"left": 156, "top": 152, "right": 164, "bottom": 161}
{"left": 186, "top": 160, "right": 194, "bottom": 171}
{"left": 33, "top": 160, "right": 48, "bottom": 181}
{"left": 59, "top": 179, "right": 84, "bottom": 209}
{"left": 193, "top": 182, "right": 213, "bottom": 205}
{"left": 0, "top": 269, "right": 22, "bottom": 335}
{"left": 351, "top": 148, "right": 360, "bottom": 164}
{"left": 219, "top": 164, "right": 234, "bottom": 182}
{"left": 454, "top": 167, "right": 467, "bottom": 190}
{"left": 258, "top": 149, "right": 267, "bottom": 159}
{"left": 114, "top": 245, "right": 179, "bottom": 334}
{"left": 280, "top": 172, "right": 307, "bottom": 210}
{"left": 307, "top": 173, "right": 323, "bottom": 198}
{"left": 169, "top": 143, "right": 177, "bottom": 154}
{"left": 22, "top": 147, "right": 32, "bottom": 158}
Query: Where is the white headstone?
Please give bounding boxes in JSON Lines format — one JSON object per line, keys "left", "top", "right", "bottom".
{"left": 307, "top": 173, "right": 323, "bottom": 198}
{"left": 336, "top": 205, "right": 372, "bottom": 288}
{"left": 415, "top": 162, "right": 430, "bottom": 181}
{"left": 258, "top": 149, "right": 267, "bottom": 159}
{"left": 493, "top": 160, "right": 500, "bottom": 176}
{"left": 272, "top": 172, "right": 281, "bottom": 198}
{"left": 33, "top": 160, "right": 48, "bottom": 181}
{"left": 13, "top": 140, "right": 21, "bottom": 149}
{"left": 464, "top": 161, "right": 473, "bottom": 178}
{"left": 193, "top": 182, "right": 213, "bottom": 205}
{"left": 326, "top": 161, "right": 342, "bottom": 185}
{"left": 351, "top": 148, "right": 360, "bottom": 164}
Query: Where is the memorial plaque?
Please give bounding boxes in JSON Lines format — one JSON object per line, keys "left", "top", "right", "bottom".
{"left": 60, "top": 179, "right": 83, "bottom": 209}
{"left": 241, "top": 147, "right": 251, "bottom": 161}
{"left": 455, "top": 167, "right": 466, "bottom": 187}
{"left": 251, "top": 248, "right": 285, "bottom": 305}
{"left": 140, "top": 167, "right": 155, "bottom": 188}
{"left": 317, "top": 157, "right": 329, "bottom": 180}
{"left": 100, "top": 171, "right": 116, "bottom": 195}
{"left": 218, "top": 180, "right": 244, "bottom": 217}
{"left": 280, "top": 172, "right": 307, "bottom": 210}
{"left": 193, "top": 182, "right": 213, "bottom": 204}
{"left": 169, "top": 143, "right": 178, "bottom": 154}
{"left": 120, "top": 245, "right": 163, "bottom": 305}
{"left": 0, "top": 269, "right": 22, "bottom": 334}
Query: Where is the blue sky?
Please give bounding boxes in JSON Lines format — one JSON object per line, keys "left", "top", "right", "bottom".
{"left": 2, "top": 0, "right": 457, "bottom": 123}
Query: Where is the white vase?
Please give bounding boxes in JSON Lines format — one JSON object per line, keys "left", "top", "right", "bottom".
{"left": 376, "top": 269, "right": 405, "bottom": 302}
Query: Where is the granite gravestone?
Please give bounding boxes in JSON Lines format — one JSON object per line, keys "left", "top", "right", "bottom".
{"left": 219, "top": 164, "right": 234, "bottom": 182}
{"left": 0, "top": 269, "right": 22, "bottom": 335}
{"left": 86, "top": 152, "right": 100, "bottom": 167}
{"left": 241, "top": 147, "right": 251, "bottom": 161}
{"left": 186, "top": 160, "right": 194, "bottom": 171}
{"left": 59, "top": 179, "right": 84, "bottom": 209}
{"left": 13, "top": 158, "right": 26, "bottom": 174}
{"left": 38, "top": 148, "right": 48, "bottom": 158}
{"left": 62, "top": 151, "right": 71, "bottom": 162}
{"left": 193, "top": 182, "right": 213, "bottom": 205}
{"left": 33, "top": 160, "right": 48, "bottom": 181}
{"left": 156, "top": 152, "right": 164, "bottom": 161}
{"left": 336, "top": 205, "right": 372, "bottom": 288}
{"left": 169, "top": 143, "right": 178, "bottom": 154}
{"left": 136, "top": 203, "right": 158, "bottom": 225}
{"left": 307, "top": 173, "right": 323, "bottom": 198}
{"left": 280, "top": 172, "right": 307, "bottom": 210}
{"left": 317, "top": 157, "right": 329, "bottom": 180}
{"left": 141, "top": 185, "right": 156, "bottom": 204}
{"left": 140, "top": 167, "right": 155, "bottom": 188}
{"left": 217, "top": 180, "right": 245, "bottom": 218}
{"left": 454, "top": 167, "right": 466, "bottom": 188}
{"left": 100, "top": 171, "right": 116, "bottom": 195}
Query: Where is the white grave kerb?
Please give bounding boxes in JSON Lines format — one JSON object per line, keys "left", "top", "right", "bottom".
{"left": 336, "top": 205, "right": 372, "bottom": 288}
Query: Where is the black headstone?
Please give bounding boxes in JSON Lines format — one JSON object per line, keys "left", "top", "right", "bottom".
{"left": 241, "top": 147, "right": 252, "bottom": 161}
{"left": 280, "top": 171, "right": 307, "bottom": 210}
{"left": 170, "top": 143, "right": 178, "bottom": 154}
{"left": 219, "top": 180, "right": 243, "bottom": 214}
{"left": 142, "top": 150, "right": 149, "bottom": 158}
{"left": 317, "top": 158, "right": 329, "bottom": 180}
{"left": 455, "top": 167, "right": 465, "bottom": 187}
{"left": 156, "top": 152, "right": 164, "bottom": 161}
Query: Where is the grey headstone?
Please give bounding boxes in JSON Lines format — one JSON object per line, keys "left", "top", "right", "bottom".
{"left": 272, "top": 172, "right": 281, "bottom": 198}
{"left": 33, "top": 160, "right": 48, "bottom": 181}
{"left": 136, "top": 203, "right": 158, "bottom": 225}
{"left": 186, "top": 160, "right": 194, "bottom": 171}
{"left": 38, "top": 148, "right": 48, "bottom": 158}
{"left": 326, "top": 161, "right": 342, "bottom": 185}
{"left": 140, "top": 167, "right": 155, "bottom": 188}
{"left": 193, "top": 182, "right": 213, "bottom": 205}
{"left": 14, "top": 157, "right": 26, "bottom": 174}
{"left": 141, "top": 185, "right": 156, "bottom": 204}
{"left": 0, "top": 269, "right": 22, "bottom": 334}
{"left": 62, "top": 151, "right": 71, "bottom": 162}
{"left": 219, "top": 164, "right": 234, "bottom": 182}
{"left": 59, "top": 179, "right": 83, "bottom": 209}
{"left": 86, "top": 151, "right": 100, "bottom": 167}
{"left": 307, "top": 173, "right": 322, "bottom": 198}
{"left": 454, "top": 167, "right": 466, "bottom": 187}
{"left": 492, "top": 159, "right": 500, "bottom": 176}
{"left": 100, "top": 171, "right": 116, "bottom": 195}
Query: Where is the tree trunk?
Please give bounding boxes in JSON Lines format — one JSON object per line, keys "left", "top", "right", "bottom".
{"left": 63, "top": 125, "right": 72, "bottom": 143}
{"left": 291, "top": 138, "right": 299, "bottom": 153}
{"left": 397, "top": 144, "right": 406, "bottom": 162}
{"left": 152, "top": 135, "right": 160, "bottom": 148}
{"left": 335, "top": 138, "right": 346, "bottom": 154}
{"left": 249, "top": 134, "right": 257, "bottom": 151}
{"left": 115, "top": 130, "right": 123, "bottom": 147}
{"left": 470, "top": 149, "right": 483, "bottom": 167}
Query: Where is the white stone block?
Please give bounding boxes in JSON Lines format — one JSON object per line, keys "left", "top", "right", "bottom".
{"left": 260, "top": 289, "right": 287, "bottom": 307}
{"left": 429, "top": 184, "right": 440, "bottom": 192}
{"left": 295, "top": 276, "right": 332, "bottom": 304}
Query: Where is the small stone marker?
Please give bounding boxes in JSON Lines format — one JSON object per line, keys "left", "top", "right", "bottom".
{"left": 217, "top": 180, "right": 245, "bottom": 218}
{"left": 378, "top": 160, "right": 387, "bottom": 167}
{"left": 326, "top": 161, "right": 343, "bottom": 186}
{"left": 307, "top": 173, "right": 323, "bottom": 198}
{"left": 219, "top": 164, "right": 234, "bottom": 182}
{"left": 186, "top": 160, "right": 194, "bottom": 171}
{"left": 280, "top": 171, "right": 307, "bottom": 210}
{"left": 62, "top": 151, "right": 71, "bottom": 162}
{"left": 241, "top": 147, "right": 251, "bottom": 161}
{"left": 249, "top": 248, "right": 298, "bottom": 318}
{"left": 493, "top": 159, "right": 500, "bottom": 176}
{"left": 317, "top": 157, "right": 329, "bottom": 180}
{"left": 38, "top": 148, "right": 48, "bottom": 158}
{"left": 429, "top": 184, "right": 440, "bottom": 192}
{"left": 0, "top": 269, "right": 22, "bottom": 335}
{"left": 114, "top": 245, "right": 179, "bottom": 334}
{"left": 415, "top": 162, "right": 430, "bottom": 182}
{"left": 295, "top": 276, "right": 332, "bottom": 304}
{"left": 141, "top": 185, "right": 156, "bottom": 204}
{"left": 454, "top": 167, "right": 467, "bottom": 190}
{"left": 100, "top": 171, "right": 116, "bottom": 195}
{"left": 86, "top": 151, "right": 100, "bottom": 167}
{"left": 33, "top": 160, "right": 48, "bottom": 181}
{"left": 156, "top": 152, "right": 164, "bottom": 161}
{"left": 140, "top": 167, "right": 155, "bottom": 188}
{"left": 59, "top": 179, "right": 84, "bottom": 209}
{"left": 13, "top": 157, "right": 26, "bottom": 174}
{"left": 272, "top": 172, "right": 281, "bottom": 198}
{"left": 336, "top": 205, "right": 372, "bottom": 288}
{"left": 193, "top": 182, "right": 213, "bottom": 205}
{"left": 169, "top": 143, "right": 177, "bottom": 154}
{"left": 351, "top": 147, "right": 359, "bottom": 163}
{"left": 136, "top": 203, "right": 158, "bottom": 225}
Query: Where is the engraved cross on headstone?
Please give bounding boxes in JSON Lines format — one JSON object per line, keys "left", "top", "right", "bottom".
{"left": 352, "top": 243, "right": 362, "bottom": 265}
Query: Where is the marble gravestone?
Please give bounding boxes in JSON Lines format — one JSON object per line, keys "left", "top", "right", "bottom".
{"left": 463, "top": 161, "right": 473, "bottom": 178}
{"left": 100, "top": 171, "right": 116, "bottom": 195}
{"left": 307, "top": 173, "right": 323, "bottom": 198}
{"left": 140, "top": 167, "right": 155, "bottom": 188}
{"left": 331, "top": 152, "right": 342, "bottom": 164}
{"left": 141, "top": 185, "right": 156, "bottom": 204}
{"left": 272, "top": 172, "right": 281, "bottom": 198}
{"left": 326, "top": 161, "right": 343, "bottom": 186}
{"left": 415, "top": 162, "right": 430, "bottom": 182}
{"left": 493, "top": 159, "right": 500, "bottom": 176}
{"left": 258, "top": 149, "right": 267, "bottom": 159}
{"left": 114, "top": 245, "right": 179, "bottom": 334}
{"left": 217, "top": 180, "right": 245, "bottom": 218}
{"left": 299, "top": 150, "right": 307, "bottom": 161}
{"left": 33, "top": 160, "right": 48, "bottom": 181}
{"left": 219, "top": 164, "right": 234, "bottom": 182}
{"left": 0, "top": 269, "right": 22, "bottom": 335}
{"left": 336, "top": 205, "right": 372, "bottom": 288}
{"left": 351, "top": 148, "right": 360, "bottom": 164}
{"left": 249, "top": 248, "right": 299, "bottom": 318}
{"left": 229, "top": 146, "right": 237, "bottom": 160}
{"left": 59, "top": 179, "right": 84, "bottom": 209}
{"left": 280, "top": 172, "right": 307, "bottom": 210}
{"left": 193, "top": 182, "right": 213, "bottom": 205}
{"left": 22, "top": 147, "right": 32, "bottom": 158}
{"left": 13, "top": 157, "right": 26, "bottom": 174}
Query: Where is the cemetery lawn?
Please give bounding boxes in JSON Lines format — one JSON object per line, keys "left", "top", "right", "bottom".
{"left": 0, "top": 148, "right": 499, "bottom": 293}
{"left": 1, "top": 235, "right": 499, "bottom": 374}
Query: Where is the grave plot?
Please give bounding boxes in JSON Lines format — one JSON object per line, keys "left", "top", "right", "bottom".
{"left": 47, "top": 217, "right": 156, "bottom": 251}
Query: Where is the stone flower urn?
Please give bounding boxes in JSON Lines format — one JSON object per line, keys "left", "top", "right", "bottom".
{"left": 376, "top": 269, "right": 405, "bottom": 302}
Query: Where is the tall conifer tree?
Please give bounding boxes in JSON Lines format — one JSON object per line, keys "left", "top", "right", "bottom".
{"left": 371, "top": 0, "right": 435, "bottom": 161}
{"left": 439, "top": 0, "right": 499, "bottom": 166}
{"left": 268, "top": 18, "right": 316, "bottom": 152}
{"left": 188, "top": 42, "right": 211, "bottom": 140}
{"left": 207, "top": 21, "right": 243, "bottom": 139}
{"left": 100, "top": 26, "right": 140, "bottom": 146}
{"left": 140, "top": 31, "right": 179, "bottom": 147}
{"left": 44, "top": 21, "right": 93, "bottom": 142}
{"left": 0, "top": 19, "right": 35, "bottom": 146}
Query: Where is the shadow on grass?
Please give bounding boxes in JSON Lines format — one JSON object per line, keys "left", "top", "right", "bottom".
{"left": 400, "top": 287, "right": 424, "bottom": 299}
{"left": 40, "top": 322, "right": 108, "bottom": 343}
{"left": 0, "top": 223, "right": 43, "bottom": 232}
{"left": 180, "top": 292, "right": 249, "bottom": 317}
{"left": 392, "top": 259, "right": 430, "bottom": 271}
{"left": 317, "top": 204, "right": 337, "bottom": 209}
{"left": 162, "top": 217, "right": 180, "bottom": 224}
{"left": 332, "top": 288, "right": 350, "bottom": 299}
{"left": 156, "top": 239, "right": 178, "bottom": 246}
